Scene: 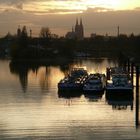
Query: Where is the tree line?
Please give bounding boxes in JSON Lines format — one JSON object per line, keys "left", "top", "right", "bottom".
{"left": 0, "top": 26, "right": 140, "bottom": 60}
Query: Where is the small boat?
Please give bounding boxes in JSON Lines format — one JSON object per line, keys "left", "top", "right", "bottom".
{"left": 83, "top": 73, "right": 105, "bottom": 93}
{"left": 58, "top": 68, "right": 88, "bottom": 91}
{"left": 106, "top": 67, "right": 133, "bottom": 93}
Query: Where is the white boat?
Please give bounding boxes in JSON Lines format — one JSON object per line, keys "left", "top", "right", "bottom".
{"left": 83, "top": 73, "right": 105, "bottom": 93}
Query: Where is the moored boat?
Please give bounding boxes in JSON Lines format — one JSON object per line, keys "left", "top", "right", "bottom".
{"left": 83, "top": 73, "right": 105, "bottom": 93}
{"left": 106, "top": 67, "right": 133, "bottom": 93}
{"left": 58, "top": 68, "right": 88, "bottom": 91}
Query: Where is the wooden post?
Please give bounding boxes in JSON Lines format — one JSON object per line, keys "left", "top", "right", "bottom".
{"left": 106, "top": 68, "right": 110, "bottom": 80}
{"left": 131, "top": 63, "right": 134, "bottom": 86}
{"left": 124, "top": 59, "right": 127, "bottom": 72}
{"left": 136, "top": 66, "right": 139, "bottom": 127}
{"left": 136, "top": 66, "right": 139, "bottom": 93}
{"left": 128, "top": 59, "right": 130, "bottom": 73}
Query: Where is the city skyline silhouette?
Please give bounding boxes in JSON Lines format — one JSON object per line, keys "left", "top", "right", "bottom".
{"left": 0, "top": 0, "right": 140, "bottom": 37}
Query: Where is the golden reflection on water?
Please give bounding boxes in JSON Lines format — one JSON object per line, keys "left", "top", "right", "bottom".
{"left": 72, "top": 59, "right": 118, "bottom": 74}
{"left": 0, "top": 58, "right": 139, "bottom": 139}
{"left": 28, "top": 66, "right": 65, "bottom": 92}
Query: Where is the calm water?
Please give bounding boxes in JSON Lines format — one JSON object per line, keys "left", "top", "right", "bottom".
{"left": 0, "top": 58, "right": 140, "bottom": 140}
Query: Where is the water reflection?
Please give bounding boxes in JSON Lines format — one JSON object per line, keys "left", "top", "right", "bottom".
{"left": 9, "top": 62, "right": 39, "bottom": 93}
{"left": 72, "top": 58, "right": 118, "bottom": 74}
{"left": 9, "top": 61, "right": 69, "bottom": 93}
{"left": 84, "top": 92, "right": 104, "bottom": 102}
{"left": 105, "top": 92, "right": 134, "bottom": 110}
{"left": 0, "top": 58, "right": 139, "bottom": 139}
{"left": 10, "top": 62, "right": 28, "bottom": 92}
{"left": 58, "top": 90, "right": 83, "bottom": 99}
{"left": 9, "top": 58, "right": 118, "bottom": 93}
{"left": 58, "top": 90, "right": 105, "bottom": 102}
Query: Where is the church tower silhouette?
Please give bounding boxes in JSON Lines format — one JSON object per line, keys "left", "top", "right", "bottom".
{"left": 75, "top": 18, "right": 84, "bottom": 40}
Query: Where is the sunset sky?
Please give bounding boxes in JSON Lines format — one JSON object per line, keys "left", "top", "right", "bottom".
{"left": 0, "top": 0, "right": 140, "bottom": 37}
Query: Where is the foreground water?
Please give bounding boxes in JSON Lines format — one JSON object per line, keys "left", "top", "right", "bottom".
{"left": 0, "top": 58, "right": 140, "bottom": 140}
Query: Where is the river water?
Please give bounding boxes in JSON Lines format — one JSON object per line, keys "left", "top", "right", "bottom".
{"left": 0, "top": 58, "right": 140, "bottom": 140}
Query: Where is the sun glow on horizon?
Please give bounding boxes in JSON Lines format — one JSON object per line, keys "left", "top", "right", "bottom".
{"left": 87, "top": 0, "right": 140, "bottom": 10}
{"left": 0, "top": 0, "right": 140, "bottom": 15}
{"left": 23, "top": 0, "right": 86, "bottom": 15}
{"left": 21, "top": 0, "right": 140, "bottom": 15}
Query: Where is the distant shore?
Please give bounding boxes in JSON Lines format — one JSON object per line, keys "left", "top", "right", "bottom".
{"left": 0, "top": 34, "right": 139, "bottom": 66}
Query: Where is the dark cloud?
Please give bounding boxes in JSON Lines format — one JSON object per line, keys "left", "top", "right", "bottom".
{"left": 0, "top": 0, "right": 24, "bottom": 10}
{"left": 0, "top": 0, "right": 25, "bottom": 5}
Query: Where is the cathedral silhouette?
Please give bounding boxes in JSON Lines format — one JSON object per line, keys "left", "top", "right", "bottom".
{"left": 66, "top": 18, "right": 84, "bottom": 40}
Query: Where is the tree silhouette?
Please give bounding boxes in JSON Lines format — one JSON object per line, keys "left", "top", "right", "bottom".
{"left": 19, "top": 26, "right": 28, "bottom": 48}
{"left": 40, "top": 27, "right": 51, "bottom": 39}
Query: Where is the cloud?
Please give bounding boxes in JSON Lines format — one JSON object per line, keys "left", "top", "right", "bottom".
{"left": 0, "top": 0, "right": 84, "bottom": 14}
{"left": 0, "top": 0, "right": 140, "bottom": 37}
{"left": 0, "top": 0, "right": 24, "bottom": 12}
{"left": 15, "top": 3, "right": 23, "bottom": 9}
{"left": 0, "top": 0, "right": 24, "bottom": 7}
{"left": 135, "top": 7, "right": 140, "bottom": 11}
{"left": 24, "top": 9, "right": 83, "bottom": 15}
{"left": 0, "top": 0, "right": 140, "bottom": 15}
{"left": 85, "top": 7, "right": 114, "bottom": 13}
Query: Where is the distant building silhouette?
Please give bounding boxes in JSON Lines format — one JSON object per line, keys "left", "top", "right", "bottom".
{"left": 90, "top": 33, "right": 97, "bottom": 38}
{"left": 66, "top": 18, "right": 84, "bottom": 40}
{"left": 117, "top": 26, "right": 120, "bottom": 37}
{"left": 75, "top": 18, "right": 84, "bottom": 40}
{"left": 17, "top": 26, "right": 21, "bottom": 37}
{"left": 65, "top": 27, "right": 76, "bottom": 39}
{"left": 30, "top": 29, "right": 32, "bottom": 38}
{"left": 17, "top": 25, "right": 28, "bottom": 38}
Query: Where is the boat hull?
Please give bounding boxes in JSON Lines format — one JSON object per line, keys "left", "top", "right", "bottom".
{"left": 83, "top": 88, "right": 104, "bottom": 94}
{"left": 106, "top": 87, "right": 133, "bottom": 93}
{"left": 58, "top": 90, "right": 82, "bottom": 98}
{"left": 58, "top": 84, "right": 83, "bottom": 91}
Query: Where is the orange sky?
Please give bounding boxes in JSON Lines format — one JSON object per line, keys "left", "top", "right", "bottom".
{"left": 0, "top": 0, "right": 140, "bottom": 36}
